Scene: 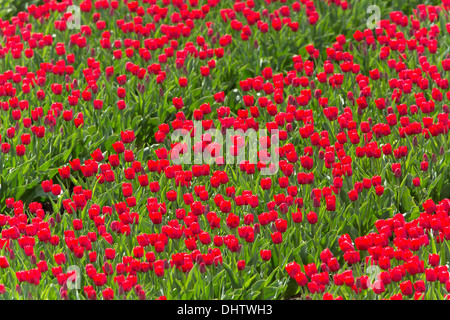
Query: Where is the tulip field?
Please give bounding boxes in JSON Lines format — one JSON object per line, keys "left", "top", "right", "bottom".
{"left": 1, "top": 0, "right": 450, "bottom": 301}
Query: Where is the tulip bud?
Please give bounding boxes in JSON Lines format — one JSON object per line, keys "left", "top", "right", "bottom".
{"left": 9, "top": 249, "right": 15, "bottom": 260}
{"left": 432, "top": 153, "right": 437, "bottom": 163}
{"left": 134, "top": 285, "right": 142, "bottom": 296}
{"left": 16, "top": 285, "right": 22, "bottom": 295}
{"left": 412, "top": 136, "right": 418, "bottom": 147}
{"left": 49, "top": 217, "right": 55, "bottom": 228}
{"left": 56, "top": 213, "right": 61, "bottom": 224}
{"left": 288, "top": 95, "right": 296, "bottom": 105}
{"left": 30, "top": 254, "right": 36, "bottom": 265}
{"left": 314, "top": 89, "right": 321, "bottom": 99}
{"left": 440, "top": 146, "right": 445, "bottom": 156}
{"left": 253, "top": 40, "right": 259, "bottom": 49}
{"left": 253, "top": 223, "right": 260, "bottom": 234}
{"left": 195, "top": 255, "right": 204, "bottom": 264}
{"left": 199, "top": 262, "right": 206, "bottom": 273}
{"left": 271, "top": 223, "right": 277, "bottom": 232}
{"left": 118, "top": 284, "right": 124, "bottom": 296}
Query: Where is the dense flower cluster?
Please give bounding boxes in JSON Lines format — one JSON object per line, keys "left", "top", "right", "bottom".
{"left": 0, "top": 0, "right": 449, "bottom": 300}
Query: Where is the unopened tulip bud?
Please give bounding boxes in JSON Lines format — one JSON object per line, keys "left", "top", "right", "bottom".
{"left": 271, "top": 223, "right": 277, "bottom": 232}
{"left": 56, "top": 213, "right": 61, "bottom": 223}
{"left": 49, "top": 217, "right": 55, "bottom": 228}
{"left": 412, "top": 136, "right": 418, "bottom": 147}
{"left": 440, "top": 146, "right": 445, "bottom": 155}
{"left": 118, "top": 284, "right": 124, "bottom": 296}
{"left": 432, "top": 153, "right": 437, "bottom": 163}
{"left": 134, "top": 285, "right": 142, "bottom": 296}
{"left": 313, "top": 197, "right": 321, "bottom": 207}
{"left": 288, "top": 95, "right": 296, "bottom": 105}
{"left": 16, "top": 285, "right": 22, "bottom": 295}
{"left": 195, "top": 255, "right": 204, "bottom": 264}
{"left": 253, "top": 40, "right": 259, "bottom": 49}
{"left": 199, "top": 262, "right": 206, "bottom": 273}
